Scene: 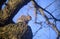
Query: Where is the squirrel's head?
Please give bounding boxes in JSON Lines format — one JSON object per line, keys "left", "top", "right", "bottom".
{"left": 26, "top": 15, "right": 31, "bottom": 21}
{"left": 17, "top": 15, "right": 32, "bottom": 23}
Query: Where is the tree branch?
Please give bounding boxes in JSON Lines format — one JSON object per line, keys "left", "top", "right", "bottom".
{"left": 0, "top": 0, "right": 31, "bottom": 26}
{"left": 32, "top": 0, "right": 60, "bottom": 21}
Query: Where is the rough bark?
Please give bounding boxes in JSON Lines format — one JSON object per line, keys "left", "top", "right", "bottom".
{"left": 0, "top": 22, "right": 27, "bottom": 39}
{"left": 0, "top": 15, "right": 31, "bottom": 39}
{"left": 0, "top": 0, "right": 31, "bottom": 26}
{"left": 0, "top": 0, "right": 32, "bottom": 39}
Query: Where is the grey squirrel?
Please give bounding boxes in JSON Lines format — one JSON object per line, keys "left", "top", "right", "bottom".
{"left": 0, "top": 0, "right": 7, "bottom": 10}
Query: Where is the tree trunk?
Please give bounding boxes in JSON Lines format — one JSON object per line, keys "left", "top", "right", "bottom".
{"left": 0, "top": 0, "right": 31, "bottom": 26}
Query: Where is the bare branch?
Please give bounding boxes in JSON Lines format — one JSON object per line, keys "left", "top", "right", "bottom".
{"left": 32, "top": 0, "right": 60, "bottom": 21}
{"left": 31, "top": 0, "right": 60, "bottom": 38}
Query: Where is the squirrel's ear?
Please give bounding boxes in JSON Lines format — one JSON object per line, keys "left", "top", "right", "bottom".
{"left": 27, "top": 16, "right": 32, "bottom": 21}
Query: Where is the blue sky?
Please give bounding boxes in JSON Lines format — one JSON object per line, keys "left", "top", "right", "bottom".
{"left": 13, "top": 0, "right": 60, "bottom": 39}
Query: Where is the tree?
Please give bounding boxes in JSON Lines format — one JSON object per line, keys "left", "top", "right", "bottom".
{"left": 0, "top": 0, "right": 32, "bottom": 39}
{"left": 0, "top": 0, "right": 60, "bottom": 39}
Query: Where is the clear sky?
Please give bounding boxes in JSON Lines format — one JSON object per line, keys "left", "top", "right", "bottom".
{"left": 13, "top": 0, "right": 60, "bottom": 39}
